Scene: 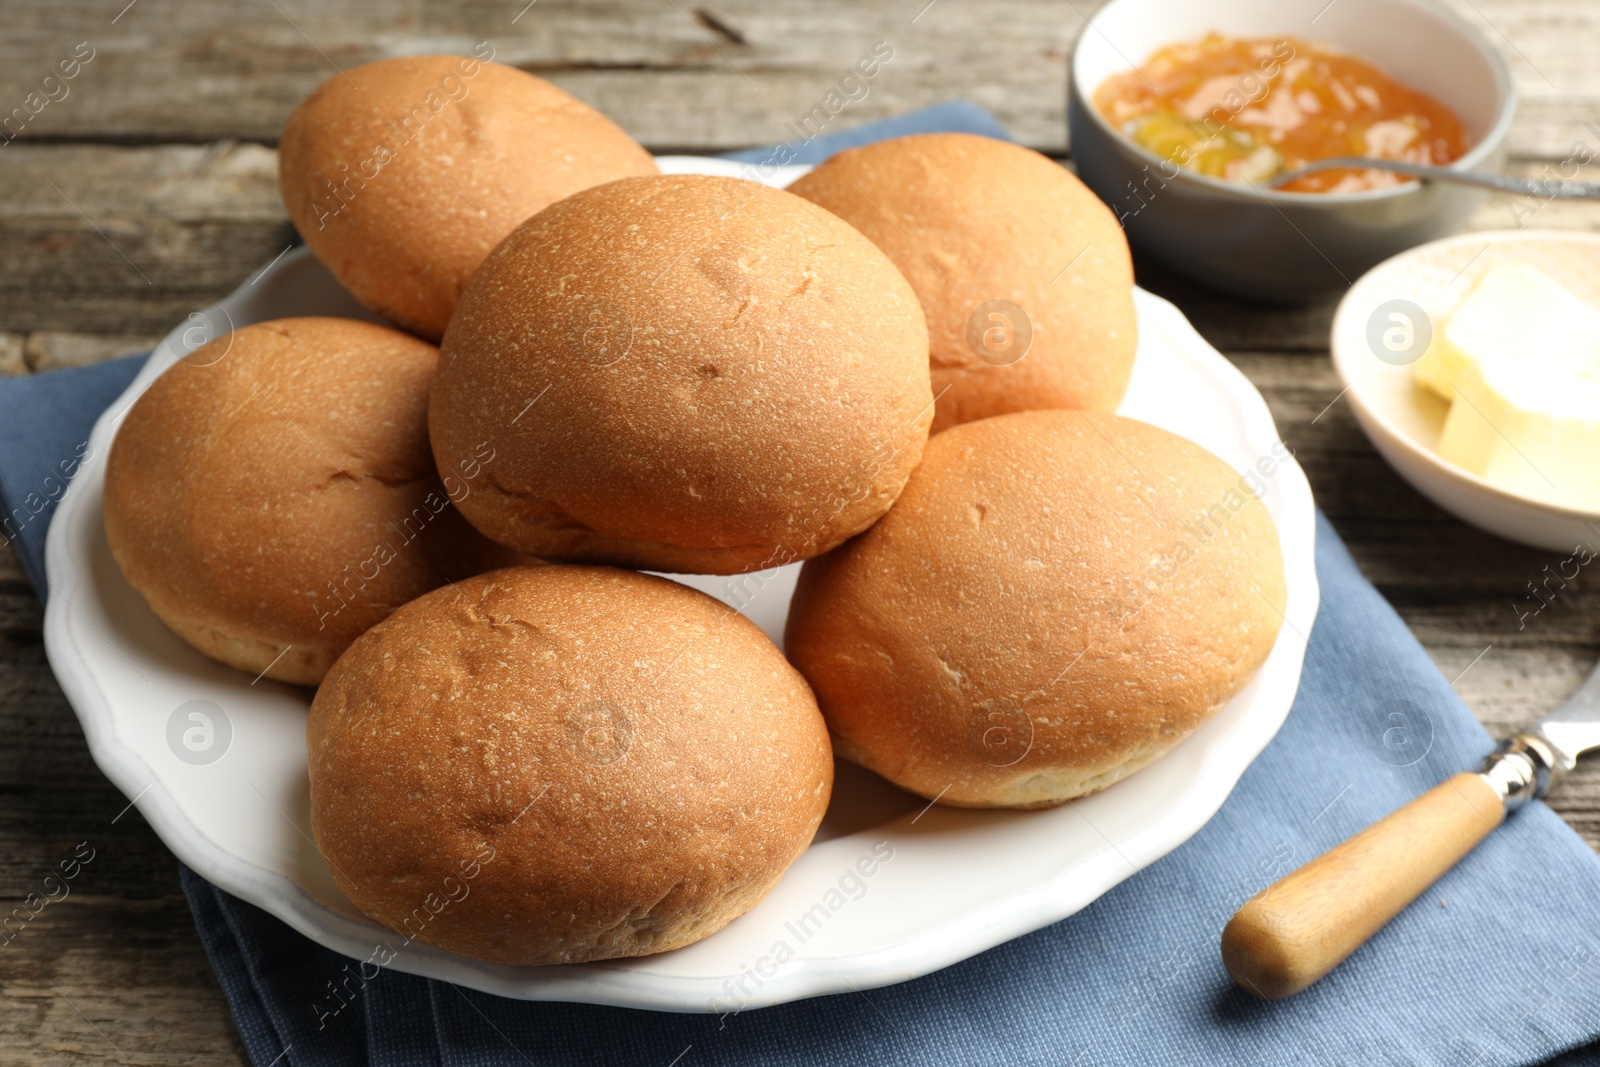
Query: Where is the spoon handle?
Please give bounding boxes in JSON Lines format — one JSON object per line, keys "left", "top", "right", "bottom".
{"left": 1267, "top": 157, "right": 1600, "bottom": 199}
{"left": 1220, "top": 771, "right": 1504, "bottom": 999}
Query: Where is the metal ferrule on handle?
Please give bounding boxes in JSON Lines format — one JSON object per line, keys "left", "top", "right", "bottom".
{"left": 1478, "top": 732, "right": 1569, "bottom": 813}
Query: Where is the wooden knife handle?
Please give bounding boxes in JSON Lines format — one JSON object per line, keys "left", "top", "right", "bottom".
{"left": 1221, "top": 771, "right": 1504, "bottom": 999}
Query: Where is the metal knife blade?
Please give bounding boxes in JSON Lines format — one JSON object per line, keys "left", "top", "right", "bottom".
{"left": 1482, "top": 656, "right": 1600, "bottom": 806}
{"left": 1528, "top": 657, "right": 1600, "bottom": 780}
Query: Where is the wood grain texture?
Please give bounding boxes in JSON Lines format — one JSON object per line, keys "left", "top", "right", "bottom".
{"left": 0, "top": 895, "right": 251, "bottom": 1066}
{"left": 0, "top": 0, "right": 1594, "bottom": 156}
{"left": 1, "top": 0, "right": 1598, "bottom": 1061}
{"left": 0, "top": 142, "right": 292, "bottom": 335}
{"left": 2, "top": 146, "right": 1593, "bottom": 337}
{"left": 1222, "top": 771, "right": 1506, "bottom": 999}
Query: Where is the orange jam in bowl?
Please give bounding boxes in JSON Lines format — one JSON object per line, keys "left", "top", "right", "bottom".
{"left": 1092, "top": 33, "right": 1471, "bottom": 193}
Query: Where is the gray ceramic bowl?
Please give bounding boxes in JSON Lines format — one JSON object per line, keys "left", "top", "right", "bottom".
{"left": 1067, "top": 0, "right": 1515, "bottom": 302}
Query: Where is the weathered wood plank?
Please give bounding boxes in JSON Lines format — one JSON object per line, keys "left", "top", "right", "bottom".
{"left": 0, "top": 142, "right": 292, "bottom": 336}
{"left": 0, "top": 896, "right": 249, "bottom": 1067}
{"left": 22, "top": 333, "right": 161, "bottom": 372}
{"left": 0, "top": 0, "right": 1070, "bottom": 148}
{"left": 0, "top": 0, "right": 1594, "bottom": 156}
{"left": 0, "top": 141, "right": 1595, "bottom": 341}
{"left": 0, "top": 635, "right": 194, "bottom": 900}
{"left": 0, "top": 337, "right": 24, "bottom": 378}
{"left": 0, "top": 542, "right": 24, "bottom": 586}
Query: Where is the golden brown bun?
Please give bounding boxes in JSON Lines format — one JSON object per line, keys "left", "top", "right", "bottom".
{"left": 103, "top": 317, "right": 518, "bottom": 685}
{"left": 307, "top": 564, "right": 833, "bottom": 966}
{"left": 785, "top": 410, "right": 1285, "bottom": 809}
{"left": 430, "top": 173, "right": 934, "bottom": 575}
{"left": 278, "top": 55, "right": 657, "bottom": 340}
{"left": 786, "top": 133, "right": 1137, "bottom": 433}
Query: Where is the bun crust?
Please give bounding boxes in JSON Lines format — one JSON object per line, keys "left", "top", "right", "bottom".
{"left": 785, "top": 410, "right": 1285, "bottom": 809}
{"left": 787, "top": 133, "right": 1137, "bottom": 433}
{"left": 307, "top": 564, "right": 833, "bottom": 966}
{"left": 430, "top": 173, "right": 934, "bottom": 575}
{"left": 103, "top": 317, "right": 516, "bottom": 684}
{"left": 278, "top": 55, "right": 658, "bottom": 340}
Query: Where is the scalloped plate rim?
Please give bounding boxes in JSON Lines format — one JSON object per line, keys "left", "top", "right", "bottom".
{"left": 43, "top": 155, "right": 1319, "bottom": 1012}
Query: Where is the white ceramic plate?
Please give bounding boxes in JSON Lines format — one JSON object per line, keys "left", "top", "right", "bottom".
{"left": 1331, "top": 230, "right": 1600, "bottom": 552}
{"left": 44, "top": 156, "right": 1318, "bottom": 1012}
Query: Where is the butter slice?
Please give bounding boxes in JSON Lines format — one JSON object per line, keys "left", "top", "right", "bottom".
{"left": 1421, "top": 262, "right": 1600, "bottom": 510}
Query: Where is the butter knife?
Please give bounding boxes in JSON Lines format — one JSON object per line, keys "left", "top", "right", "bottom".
{"left": 1222, "top": 657, "right": 1600, "bottom": 999}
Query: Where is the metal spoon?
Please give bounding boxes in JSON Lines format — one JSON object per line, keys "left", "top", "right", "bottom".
{"left": 1266, "top": 157, "right": 1600, "bottom": 198}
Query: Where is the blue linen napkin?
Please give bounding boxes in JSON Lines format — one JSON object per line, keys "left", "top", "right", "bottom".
{"left": 3, "top": 102, "right": 1599, "bottom": 1067}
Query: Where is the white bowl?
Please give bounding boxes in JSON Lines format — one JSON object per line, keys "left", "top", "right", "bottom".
{"left": 1331, "top": 230, "right": 1600, "bottom": 552}
{"left": 44, "top": 157, "right": 1319, "bottom": 1012}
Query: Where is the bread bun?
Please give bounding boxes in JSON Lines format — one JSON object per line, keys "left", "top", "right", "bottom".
{"left": 307, "top": 564, "right": 833, "bottom": 966}
{"left": 786, "top": 410, "right": 1285, "bottom": 809}
{"left": 278, "top": 55, "right": 657, "bottom": 340}
{"left": 430, "top": 173, "right": 934, "bottom": 575}
{"left": 103, "top": 317, "right": 516, "bottom": 685}
{"left": 787, "top": 133, "right": 1136, "bottom": 433}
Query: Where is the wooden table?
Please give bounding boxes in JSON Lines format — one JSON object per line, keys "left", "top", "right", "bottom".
{"left": 1, "top": 2, "right": 1596, "bottom": 1062}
